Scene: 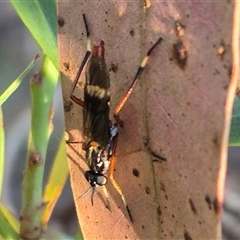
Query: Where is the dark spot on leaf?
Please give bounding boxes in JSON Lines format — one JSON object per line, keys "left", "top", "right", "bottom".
{"left": 160, "top": 182, "right": 165, "bottom": 192}
{"left": 184, "top": 231, "right": 193, "bottom": 240}
{"left": 227, "top": 64, "right": 232, "bottom": 77}
{"left": 205, "top": 194, "right": 212, "bottom": 210}
{"left": 189, "top": 198, "right": 197, "bottom": 214}
{"left": 165, "top": 194, "right": 168, "bottom": 200}
{"left": 213, "top": 197, "right": 220, "bottom": 214}
{"left": 157, "top": 205, "right": 162, "bottom": 216}
{"left": 212, "top": 133, "right": 219, "bottom": 147}
{"left": 109, "top": 61, "right": 118, "bottom": 73}
{"left": 130, "top": 28, "right": 135, "bottom": 36}
{"left": 145, "top": 186, "right": 151, "bottom": 194}
{"left": 63, "top": 62, "right": 70, "bottom": 71}
{"left": 132, "top": 168, "right": 139, "bottom": 177}
{"left": 172, "top": 214, "right": 175, "bottom": 218}
{"left": 64, "top": 99, "right": 73, "bottom": 112}
{"left": 213, "top": 68, "right": 220, "bottom": 75}
{"left": 58, "top": 16, "right": 65, "bottom": 27}
{"left": 173, "top": 39, "right": 188, "bottom": 69}
{"left": 142, "top": 225, "right": 145, "bottom": 229}
{"left": 149, "top": 148, "right": 167, "bottom": 161}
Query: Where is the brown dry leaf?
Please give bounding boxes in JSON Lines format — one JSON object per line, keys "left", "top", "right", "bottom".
{"left": 58, "top": 1, "right": 233, "bottom": 239}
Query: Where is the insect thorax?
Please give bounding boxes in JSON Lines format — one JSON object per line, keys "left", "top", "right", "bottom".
{"left": 85, "top": 142, "right": 110, "bottom": 175}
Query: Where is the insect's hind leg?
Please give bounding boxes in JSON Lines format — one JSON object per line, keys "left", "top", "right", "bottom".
{"left": 113, "top": 37, "right": 163, "bottom": 124}
{"left": 70, "top": 14, "right": 92, "bottom": 107}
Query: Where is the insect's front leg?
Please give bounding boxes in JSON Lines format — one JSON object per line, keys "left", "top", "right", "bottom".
{"left": 70, "top": 50, "right": 91, "bottom": 107}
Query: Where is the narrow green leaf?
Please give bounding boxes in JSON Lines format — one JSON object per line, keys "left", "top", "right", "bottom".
{"left": 41, "top": 135, "right": 69, "bottom": 228}
{"left": 0, "top": 107, "right": 4, "bottom": 198}
{"left": 0, "top": 53, "right": 44, "bottom": 106}
{"left": 0, "top": 203, "right": 19, "bottom": 233}
{"left": 0, "top": 203, "right": 19, "bottom": 239}
{"left": 10, "top": 0, "right": 58, "bottom": 69}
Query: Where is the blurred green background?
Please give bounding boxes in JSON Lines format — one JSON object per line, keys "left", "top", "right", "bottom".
{"left": 0, "top": 2, "right": 78, "bottom": 237}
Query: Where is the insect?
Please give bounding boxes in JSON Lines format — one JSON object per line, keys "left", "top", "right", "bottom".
{"left": 70, "top": 14, "right": 162, "bottom": 222}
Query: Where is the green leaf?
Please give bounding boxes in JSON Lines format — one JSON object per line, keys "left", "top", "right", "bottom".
{"left": 41, "top": 135, "right": 69, "bottom": 229}
{"left": 0, "top": 53, "right": 44, "bottom": 106}
{"left": 0, "top": 203, "right": 19, "bottom": 239}
{"left": 74, "top": 229, "right": 84, "bottom": 240}
{"left": 10, "top": 0, "right": 58, "bottom": 69}
{"left": 230, "top": 97, "right": 240, "bottom": 146}
{"left": 0, "top": 52, "right": 44, "bottom": 199}
{"left": 0, "top": 107, "right": 5, "bottom": 199}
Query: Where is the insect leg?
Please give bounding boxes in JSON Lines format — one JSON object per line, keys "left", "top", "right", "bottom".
{"left": 109, "top": 156, "right": 133, "bottom": 222}
{"left": 102, "top": 185, "right": 112, "bottom": 212}
{"left": 113, "top": 37, "right": 163, "bottom": 124}
{"left": 70, "top": 14, "right": 92, "bottom": 107}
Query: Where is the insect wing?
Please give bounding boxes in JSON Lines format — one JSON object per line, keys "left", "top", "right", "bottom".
{"left": 83, "top": 56, "right": 110, "bottom": 148}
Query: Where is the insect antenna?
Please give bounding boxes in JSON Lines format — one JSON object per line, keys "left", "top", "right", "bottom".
{"left": 70, "top": 14, "right": 92, "bottom": 107}
{"left": 114, "top": 37, "right": 163, "bottom": 121}
{"left": 76, "top": 186, "right": 92, "bottom": 201}
{"left": 82, "top": 13, "right": 90, "bottom": 37}
{"left": 147, "top": 37, "right": 163, "bottom": 55}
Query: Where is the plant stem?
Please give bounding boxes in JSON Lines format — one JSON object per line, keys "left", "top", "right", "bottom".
{"left": 20, "top": 56, "right": 58, "bottom": 239}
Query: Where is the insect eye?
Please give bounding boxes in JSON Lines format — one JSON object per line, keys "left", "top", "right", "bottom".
{"left": 85, "top": 171, "right": 107, "bottom": 186}
{"left": 95, "top": 175, "right": 108, "bottom": 186}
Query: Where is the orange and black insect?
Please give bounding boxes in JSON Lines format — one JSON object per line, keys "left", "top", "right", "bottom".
{"left": 70, "top": 14, "right": 162, "bottom": 222}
